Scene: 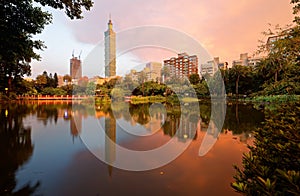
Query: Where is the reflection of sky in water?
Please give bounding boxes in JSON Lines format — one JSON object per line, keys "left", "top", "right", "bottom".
{"left": 14, "top": 116, "right": 86, "bottom": 195}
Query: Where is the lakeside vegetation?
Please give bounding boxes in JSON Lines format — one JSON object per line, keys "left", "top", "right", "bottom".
{"left": 232, "top": 102, "right": 300, "bottom": 195}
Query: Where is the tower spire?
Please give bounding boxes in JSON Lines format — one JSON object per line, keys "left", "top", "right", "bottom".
{"left": 108, "top": 13, "right": 113, "bottom": 29}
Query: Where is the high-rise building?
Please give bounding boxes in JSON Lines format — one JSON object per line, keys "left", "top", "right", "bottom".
{"left": 70, "top": 56, "right": 82, "bottom": 81}
{"left": 163, "top": 53, "right": 198, "bottom": 80}
{"left": 201, "top": 57, "right": 228, "bottom": 76}
{"left": 232, "top": 53, "right": 262, "bottom": 67}
{"left": 104, "top": 16, "right": 116, "bottom": 78}
{"left": 145, "top": 62, "right": 162, "bottom": 82}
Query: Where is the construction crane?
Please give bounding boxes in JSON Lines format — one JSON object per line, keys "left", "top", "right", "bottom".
{"left": 78, "top": 50, "right": 82, "bottom": 59}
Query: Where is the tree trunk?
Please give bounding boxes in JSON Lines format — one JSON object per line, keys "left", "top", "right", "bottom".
{"left": 235, "top": 75, "right": 240, "bottom": 98}
{"left": 235, "top": 102, "right": 239, "bottom": 124}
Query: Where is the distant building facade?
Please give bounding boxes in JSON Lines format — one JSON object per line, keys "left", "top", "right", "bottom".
{"left": 201, "top": 57, "right": 227, "bottom": 76}
{"left": 57, "top": 75, "right": 64, "bottom": 87}
{"left": 104, "top": 17, "right": 116, "bottom": 78}
{"left": 70, "top": 56, "right": 82, "bottom": 83}
{"left": 163, "top": 53, "right": 198, "bottom": 80}
{"left": 145, "top": 62, "right": 162, "bottom": 82}
{"left": 232, "top": 53, "right": 262, "bottom": 67}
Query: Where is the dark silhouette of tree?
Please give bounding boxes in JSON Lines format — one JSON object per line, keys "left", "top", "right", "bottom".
{"left": 0, "top": 0, "right": 93, "bottom": 95}
{"left": 53, "top": 73, "right": 58, "bottom": 88}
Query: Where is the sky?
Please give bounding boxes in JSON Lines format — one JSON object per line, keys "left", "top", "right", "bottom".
{"left": 31, "top": 0, "right": 295, "bottom": 78}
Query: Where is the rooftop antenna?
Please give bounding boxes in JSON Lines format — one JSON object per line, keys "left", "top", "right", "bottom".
{"left": 72, "top": 49, "right": 74, "bottom": 58}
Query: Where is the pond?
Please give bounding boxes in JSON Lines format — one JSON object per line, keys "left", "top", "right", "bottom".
{"left": 0, "top": 101, "right": 264, "bottom": 195}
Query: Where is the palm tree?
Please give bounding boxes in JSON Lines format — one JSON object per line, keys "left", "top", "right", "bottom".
{"left": 230, "top": 65, "right": 249, "bottom": 98}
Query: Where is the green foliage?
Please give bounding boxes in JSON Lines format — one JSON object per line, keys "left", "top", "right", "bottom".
{"left": 291, "top": 0, "right": 300, "bottom": 24}
{"left": 131, "top": 81, "right": 167, "bottom": 97}
{"left": 255, "top": 25, "right": 300, "bottom": 96}
{"left": 61, "top": 84, "right": 73, "bottom": 95}
{"left": 251, "top": 95, "right": 300, "bottom": 103}
{"left": 0, "top": 0, "right": 93, "bottom": 94}
{"left": 193, "top": 82, "right": 209, "bottom": 98}
{"left": 41, "top": 87, "right": 66, "bottom": 95}
{"left": 85, "top": 82, "right": 96, "bottom": 96}
{"left": 35, "top": 71, "right": 59, "bottom": 92}
{"left": 111, "top": 88, "right": 124, "bottom": 101}
{"left": 35, "top": 0, "right": 93, "bottom": 19}
{"left": 232, "top": 103, "right": 300, "bottom": 195}
{"left": 189, "top": 73, "right": 201, "bottom": 85}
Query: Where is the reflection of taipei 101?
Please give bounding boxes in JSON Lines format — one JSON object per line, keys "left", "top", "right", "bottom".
{"left": 104, "top": 15, "right": 116, "bottom": 78}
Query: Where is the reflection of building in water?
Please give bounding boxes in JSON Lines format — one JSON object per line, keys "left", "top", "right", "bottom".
{"left": 162, "top": 114, "right": 198, "bottom": 141}
{"left": 70, "top": 111, "right": 82, "bottom": 138}
{"left": 105, "top": 116, "right": 116, "bottom": 176}
{"left": 176, "top": 115, "right": 198, "bottom": 142}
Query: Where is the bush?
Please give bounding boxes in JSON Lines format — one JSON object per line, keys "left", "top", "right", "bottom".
{"left": 232, "top": 103, "right": 300, "bottom": 195}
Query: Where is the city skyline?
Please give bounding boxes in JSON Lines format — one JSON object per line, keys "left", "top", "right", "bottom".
{"left": 30, "top": 0, "right": 294, "bottom": 78}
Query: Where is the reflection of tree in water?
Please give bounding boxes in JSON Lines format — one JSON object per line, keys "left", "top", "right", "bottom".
{"left": 197, "top": 102, "right": 265, "bottom": 135}
{"left": 129, "top": 104, "right": 151, "bottom": 125}
{"left": 199, "top": 103, "right": 211, "bottom": 125}
{"left": 0, "top": 104, "right": 39, "bottom": 195}
{"left": 223, "top": 103, "right": 265, "bottom": 134}
{"left": 36, "top": 104, "right": 74, "bottom": 125}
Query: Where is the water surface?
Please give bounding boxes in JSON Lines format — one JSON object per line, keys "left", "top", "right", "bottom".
{"left": 0, "top": 101, "right": 264, "bottom": 195}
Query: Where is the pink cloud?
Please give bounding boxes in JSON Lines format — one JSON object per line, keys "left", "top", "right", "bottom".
{"left": 65, "top": 0, "right": 295, "bottom": 65}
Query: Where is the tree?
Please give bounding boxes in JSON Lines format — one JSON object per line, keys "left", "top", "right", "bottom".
{"left": 256, "top": 24, "right": 300, "bottom": 95}
{"left": 232, "top": 103, "right": 300, "bottom": 195}
{"left": 63, "top": 74, "right": 72, "bottom": 84}
{"left": 189, "top": 73, "right": 201, "bottom": 85}
{"left": 53, "top": 73, "right": 58, "bottom": 88}
{"left": 230, "top": 65, "right": 250, "bottom": 97}
{"left": 86, "top": 82, "right": 96, "bottom": 96}
{"left": 0, "top": 0, "right": 93, "bottom": 94}
{"left": 291, "top": 0, "right": 300, "bottom": 24}
{"left": 35, "top": 74, "right": 47, "bottom": 92}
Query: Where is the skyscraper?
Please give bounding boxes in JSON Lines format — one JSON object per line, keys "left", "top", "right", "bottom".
{"left": 70, "top": 56, "right": 82, "bottom": 80}
{"left": 104, "top": 16, "right": 116, "bottom": 77}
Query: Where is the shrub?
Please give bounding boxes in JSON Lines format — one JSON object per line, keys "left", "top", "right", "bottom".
{"left": 232, "top": 103, "right": 300, "bottom": 195}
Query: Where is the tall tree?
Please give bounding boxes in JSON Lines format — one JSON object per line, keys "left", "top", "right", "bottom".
{"left": 230, "top": 65, "right": 249, "bottom": 97}
{"left": 53, "top": 73, "right": 58, "bottom": 88}
{"left": 0, "top": 0, "right": 93, "bottom": 94}
{"left": 256, "top": 24, "right": 300, "bottom": 95}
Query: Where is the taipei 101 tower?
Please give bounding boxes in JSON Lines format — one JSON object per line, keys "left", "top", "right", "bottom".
{"left": 104, "top": 15, "right": 116, "bottom": 77}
